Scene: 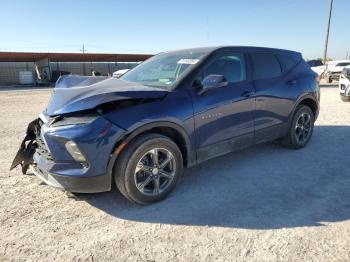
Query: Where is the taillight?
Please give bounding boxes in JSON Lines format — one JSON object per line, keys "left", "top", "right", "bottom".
{"left": 315, "top": 76, "right": 320, "bottom": 83}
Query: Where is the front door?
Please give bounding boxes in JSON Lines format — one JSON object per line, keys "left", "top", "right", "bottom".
{"left": 190, "top": 51, "right": 255, "bottom": 162}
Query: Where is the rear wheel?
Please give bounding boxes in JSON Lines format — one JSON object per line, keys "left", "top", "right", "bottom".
{"left": 325, "top": 73, "right": 332, "bottom": 83}
{"left": 340, "top": 95, "right": 350, "bottom": 102}
{"left": 280, "top": 105, "right": 315, "bottom": 149}
{"left": 114, "top": 133, "right": 183, "bottom": 205}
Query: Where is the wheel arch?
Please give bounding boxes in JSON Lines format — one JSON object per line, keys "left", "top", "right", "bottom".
{"left": 106, "top": 121, "right": 194, "bottom": 187}
{"left": 123, "top": 122, "right": 193, "bottom": 166}
{"left": 292, "top": 95, "right": 319, "bottom": 121}
{"left": 298, "top": 97, "right": 318, "bottom": 118}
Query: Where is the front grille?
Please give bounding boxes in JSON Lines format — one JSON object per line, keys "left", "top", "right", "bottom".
{"left": 35, "top": 121, "right": 53, "bottom": 161}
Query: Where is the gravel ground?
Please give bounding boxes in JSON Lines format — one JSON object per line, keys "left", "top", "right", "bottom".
{"left": 0, "top": 85, "right": 349, "bottom": 261}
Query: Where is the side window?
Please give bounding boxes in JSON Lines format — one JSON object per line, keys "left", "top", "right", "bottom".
{"left": 337, "top": 62, "right": 350, "bottom": 67}
{"left": 251, "top": 53, "right": 282, "bottom": 79}
{"left": 201, "top": 53, "right": 246, "bottom": 83}
{"left": 277, "top": 54, "right": 299, "bottom": 71}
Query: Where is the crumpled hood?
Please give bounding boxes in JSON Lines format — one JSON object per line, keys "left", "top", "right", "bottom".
{"left": 45, "top": 75, "right": 168, "bottom": 116}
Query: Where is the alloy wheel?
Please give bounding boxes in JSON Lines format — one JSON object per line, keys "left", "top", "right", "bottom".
{"left": 134, "top": 148, "right": 176, "bottom": 196}
{"left": 295, "top": 112, "right": 312, "bottom": 144}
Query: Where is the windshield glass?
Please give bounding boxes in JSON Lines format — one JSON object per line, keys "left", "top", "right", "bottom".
{"left": 121, "top": 50, "right": 208, "bottom": 89}
{"left": 342, "top": 68, "right": 350, "bottom": 79}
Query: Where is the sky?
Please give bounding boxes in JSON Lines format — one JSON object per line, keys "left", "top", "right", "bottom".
{"left": 0, "top": 0, "right": 348, "bottom": 59}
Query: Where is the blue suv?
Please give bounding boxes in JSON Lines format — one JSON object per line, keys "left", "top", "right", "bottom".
{"left": 11, "top": 46, "right": 320, "bottom": 204}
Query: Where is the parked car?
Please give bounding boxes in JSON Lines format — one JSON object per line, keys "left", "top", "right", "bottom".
{"left": 308, "top": 59, "right": 325, "bottom": 77}
{"left": 324, "top": 60, "right": 350, "bottom": 83}
{"left": 112, "top": 69, "right": 130, "bottom": 78}
{"left": 11, "top": 46, "right": 320, "bottom": 204}
{"left": 339, "top": 65, "right": 350, "bottom": 101}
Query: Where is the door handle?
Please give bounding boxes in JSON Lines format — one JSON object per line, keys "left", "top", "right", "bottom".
{"left": 241, "top": 91, "right": 253, "bottom": 98}
{"left": 286, "top": 79, "right": 297, "bottom": 85}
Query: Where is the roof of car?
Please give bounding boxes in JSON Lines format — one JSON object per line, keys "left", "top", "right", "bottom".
{"left": 166, "top": 46, "right": 301, "bottom": 57}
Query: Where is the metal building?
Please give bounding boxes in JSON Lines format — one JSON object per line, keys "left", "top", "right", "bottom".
{"left": 0, "top": 52, "right": 153, "bottom": 86}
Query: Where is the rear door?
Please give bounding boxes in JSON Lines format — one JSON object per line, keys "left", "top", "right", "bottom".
{"left": 191, "top": 50, "right": 255, "bottom": 162}
{"left": 250, "top": 52, "right": 298, "bottom": 143}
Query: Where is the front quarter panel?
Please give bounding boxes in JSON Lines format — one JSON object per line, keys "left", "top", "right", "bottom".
{"left": 104, "top": 90, "right": 195, "bottom": 157}
{"left": 41, "top": 116, "right": 125, "bottom": 177}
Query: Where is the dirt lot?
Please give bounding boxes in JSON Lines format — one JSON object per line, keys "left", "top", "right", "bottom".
{"left": 0, "top": 85, "right": 349, "bottom": 261}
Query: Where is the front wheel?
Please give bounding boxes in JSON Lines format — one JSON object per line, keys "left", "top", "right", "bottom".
{"left": 280, "top": 105, "right": 315, "bottom": 149}
{"left": 114, "top": 133, "right": 183, "bottom": 205}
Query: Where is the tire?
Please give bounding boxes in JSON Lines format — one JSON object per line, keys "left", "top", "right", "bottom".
{"left": 325, "top": 76, "right": 330, "bottom": 83}
{"left": 280, "top": 105, "right": 315, "bottom": 149}
{"left": 325, "top": 74, "right": 332, "bottom": 83}
{"left": 340, "top": 95, "right": 350, "bottom": 102}
{"left": 114, "top": 133, "right": 183, "bottom": 205}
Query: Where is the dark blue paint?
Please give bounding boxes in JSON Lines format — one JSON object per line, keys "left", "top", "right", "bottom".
{"left": 46, "top": 76, "right": 167, "bottom": 116}
{"left": 37, "top": 116, "right": 125, "bottom": 178}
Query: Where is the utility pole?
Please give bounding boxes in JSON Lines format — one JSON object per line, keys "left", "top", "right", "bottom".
{"left": 323, "top": 0, "right": 333, "bottom": 65}
{"left": 80, "top": 44, "right": 87, "bottom": 75}
{"left": 80, "top": 44, "right": 86, "bottom": 54}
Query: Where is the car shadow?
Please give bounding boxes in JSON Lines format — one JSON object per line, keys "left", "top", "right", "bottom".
{"left": 82, "top": 125, "right": 350, "bottom": 229}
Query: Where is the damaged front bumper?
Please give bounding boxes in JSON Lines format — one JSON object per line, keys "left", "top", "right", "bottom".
{"left": 10, "top": 118, "right": 39, "bottom": 174}
{"left": 10, "top": 113, "right": 125, "bottom": 193}
{"left": 31, "top": 164, "right": 113, "bottom": 193}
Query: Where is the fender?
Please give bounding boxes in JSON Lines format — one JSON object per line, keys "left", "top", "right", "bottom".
{"left": 105, "top": 121, "right": 195, "bottom": 188}
{"left": 288, "top": 93, "right": 319, "bottom": 127}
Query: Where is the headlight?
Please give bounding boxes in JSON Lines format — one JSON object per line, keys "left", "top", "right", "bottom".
{"left": 65, "top": 141, "right": 87, "bottom": 163}
{"left": 51, "top": 115, "right": 98, "bottom": 128}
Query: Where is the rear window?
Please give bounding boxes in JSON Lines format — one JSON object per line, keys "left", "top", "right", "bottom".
{"left": 251, "top": 53, "right": 282, "bottom": 79}
{"left": 277, "top": 54, "right": 299, "bottom": 71}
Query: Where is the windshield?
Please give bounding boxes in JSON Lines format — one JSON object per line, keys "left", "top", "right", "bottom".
{"left": 342, "top": 68, "right": 350, "bottom": 79}
{"left": 121, "top": 50, "right": 208, "bottom": 89}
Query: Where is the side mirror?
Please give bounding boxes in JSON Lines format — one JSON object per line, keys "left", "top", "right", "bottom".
{"left": 198, "top": 74, "right": 228, "bottom": 95}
